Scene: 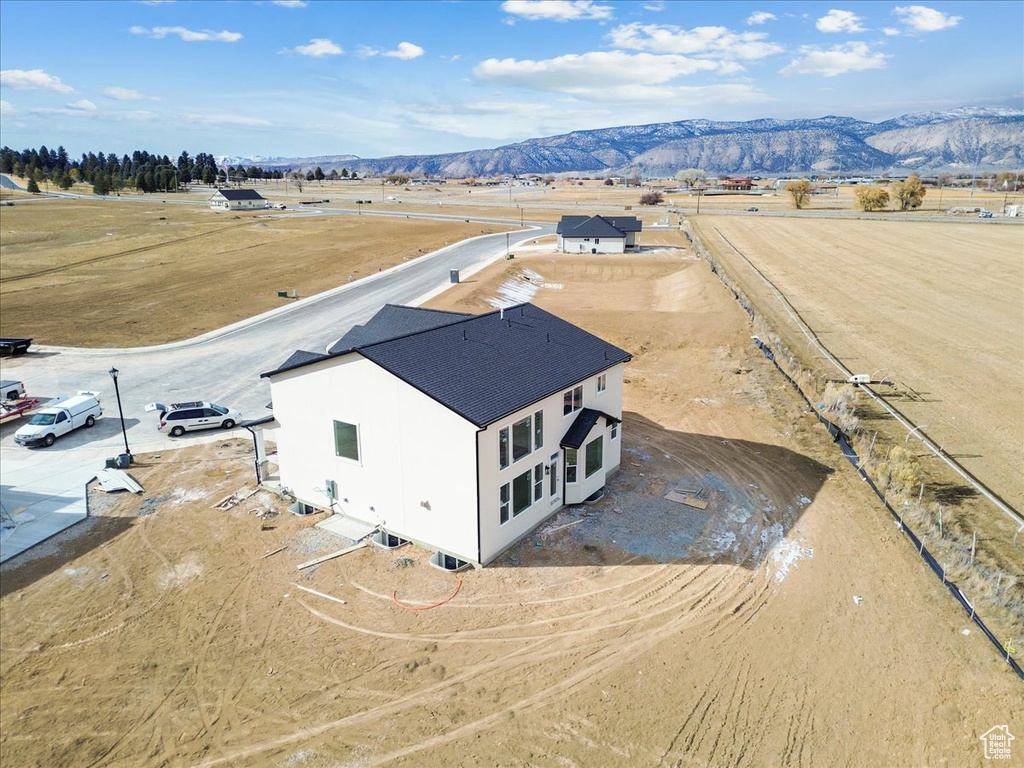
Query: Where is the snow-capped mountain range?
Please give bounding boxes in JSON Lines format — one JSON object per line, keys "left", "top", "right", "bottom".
{"left": 231, "top": 107, "right": 1023, "bottom": 177}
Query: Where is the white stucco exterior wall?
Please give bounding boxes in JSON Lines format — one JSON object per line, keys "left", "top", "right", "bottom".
{"left": 559, "top": 236, "right": 626, "bottom": 254}
{"left": 269, "top": 355, "right": 481, "bottom": 563}
{"left": 477, "top": 362, "right": 626, "bottom": 564}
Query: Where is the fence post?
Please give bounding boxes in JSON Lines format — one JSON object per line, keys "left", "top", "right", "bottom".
{"left": 918, "top": 483, "right": 925, "bottom": 504}
{"left": 939, "top": 507, "right": 943, "bottom": 538}
{"left": 970, "top": 531, "right": 976, "bottom": 568}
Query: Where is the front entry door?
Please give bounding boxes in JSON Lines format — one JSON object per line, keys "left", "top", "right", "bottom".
{"left": 549, "top": 457, "right": 559, "bottom": 504}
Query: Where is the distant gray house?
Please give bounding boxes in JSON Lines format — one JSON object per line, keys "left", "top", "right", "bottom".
{"left": 260, "top": 303, "right": 631, "bottom": 568}
{"left": 556, "top": 215, "right": 642, "bottom": 254}
{"left": 209, "top": 188, "right": 266, "bottom": 211}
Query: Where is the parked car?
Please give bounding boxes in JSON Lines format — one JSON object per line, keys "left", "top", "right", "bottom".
{"left": 746, "top": 207, "right": 759, "bottom": 212}
{"left": 146, "top": 401, "right": 241, "bottom": 437}
{"left": 14, "top": 392, "right": 102, "bottom": 447}
{"left": 0, "top": 379, "right": 26, "bottom": 400}
{"left": 978, "top": 210, "right": 993, "bottom": 218}
{"left": 272, "top": 203, "right": 286, "bottom": 210}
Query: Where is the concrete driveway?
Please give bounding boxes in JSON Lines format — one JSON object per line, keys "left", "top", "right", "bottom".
{"left": 0, "top": 220, "right": 551, "bottom": 560}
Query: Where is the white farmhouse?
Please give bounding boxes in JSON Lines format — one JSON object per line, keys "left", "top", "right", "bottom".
{"left": 556, "top": 215, "right": 642, "bottom": 254}
{"left": 261, "top": 303, "right": 631, "bottom": 568}
{"left": 209, "top": 188, "right": 266, "bottom": 211}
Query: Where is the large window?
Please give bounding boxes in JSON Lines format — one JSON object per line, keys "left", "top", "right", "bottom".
{"left": 499, "top": 427, "right": 509, "bottom": 469}
{"left": 512, "top": 416, "right": 532, "bottom": 462}
{"left": 563, "top": 385, "right": 583, "bottom": 416}
{"left": 333, "top": 420, "right": 359, "bottom": 462}
{"left": 565, "top": 448, "right": 578, "bottom": 483}
{"left": 534, "top": 410, "right": 544, "bottom": 450}
{"left": 585, "top": 436, "right": 603, "bottom": 478}
{"left": 499, "top": 483, "right": 510, "bottom": 525}
{"left": 512, "top": 469, "right": 532, "bottom": 516}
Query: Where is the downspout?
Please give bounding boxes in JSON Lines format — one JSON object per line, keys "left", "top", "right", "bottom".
{"left": 476, "top": 427, "right": 484, "bottom": 566}
{"left": 243, "top": 424, "right": 261, "bottom": 485}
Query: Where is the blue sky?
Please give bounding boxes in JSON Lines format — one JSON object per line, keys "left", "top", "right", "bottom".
{"left": 1, "top": 1, "right": 1020, "bottom": 159}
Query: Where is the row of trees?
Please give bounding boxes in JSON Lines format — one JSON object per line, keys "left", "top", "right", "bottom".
{"left": 0, "top": 145, "right": 365, "bottom": 196}
{"left": 783, "top": 176, "right": 928, "bottom": 211}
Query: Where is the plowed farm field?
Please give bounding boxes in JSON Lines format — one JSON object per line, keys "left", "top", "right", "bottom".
{"left": 691, "top": 216, "right": 1024, "bottom": 514}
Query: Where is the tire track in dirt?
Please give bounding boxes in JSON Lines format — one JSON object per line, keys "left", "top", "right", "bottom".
{"left": 211, "top": 562, "right": 770, "bottom": 765}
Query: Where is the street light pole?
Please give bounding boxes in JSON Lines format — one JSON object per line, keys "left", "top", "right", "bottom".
{"left": 109, "top": 367, "right": 131, "bottom": 462}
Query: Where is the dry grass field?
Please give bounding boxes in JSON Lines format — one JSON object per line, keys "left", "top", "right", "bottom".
{"left": 1, "top": 245, "right": 1019, "bottom": 767}
{"left": 0, "top": 199, "right": 506, "bottom": 346}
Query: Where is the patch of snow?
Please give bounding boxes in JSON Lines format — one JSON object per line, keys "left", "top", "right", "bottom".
{"left": 769, "top": 536, "right": 813, "bottom": 584}
{"left": 171, "top": 488, "right": 208, "bottom": 505}
{"left": 488, "top": 268, "right": 546, "bottom": 308}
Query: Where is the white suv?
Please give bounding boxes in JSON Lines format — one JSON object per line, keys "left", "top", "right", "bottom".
{"left": 147, "top": 401, "right": 241, "bottom": 437}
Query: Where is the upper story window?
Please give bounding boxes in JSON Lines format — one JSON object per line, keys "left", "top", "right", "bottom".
{"left": 534, "top": 410, "right": 544, "bottom": 450}
{"left": 563, "top": 385, "right": 582, "bottom": 416}
{"left": 597, "top": 374, "right": 607, "bottom": 393}
{"left": 499, "top": 426, "right": 509, "bottom": 469}
{"left": 512, "top": 416, "right": 532, "bottom": 462}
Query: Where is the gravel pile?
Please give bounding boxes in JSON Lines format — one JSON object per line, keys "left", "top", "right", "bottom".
{"left": 288, "top": 527, "right": 350, "bottom": 555}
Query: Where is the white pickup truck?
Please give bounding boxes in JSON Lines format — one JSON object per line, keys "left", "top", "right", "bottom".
{"left": 14, "top": 392, "right": 103, "bottom": 447}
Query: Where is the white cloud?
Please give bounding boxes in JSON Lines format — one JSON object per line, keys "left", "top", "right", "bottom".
{"left": 30, "top": 107, "right": 94, "bottom": 117}
{"left": 360, "top": 42, "right": 425, "bottom": 60}
{"left": 893, "top": 5, "right": 961, "bottom": 32}
{"left": 500, "top": 0, "right": 613, "bottom": 22}
{"left": 0, "top": 100, "right": 14, "bottom": 115}
{"left": 293, "top": 38, "right": 344, "bottom": 57}
{"left": 182, "top": 113, "right": 272, "bottom": 127}
{"left": 130, "top": 26, "right": 242, "bottom": 42}
{"left": 272, "top": 0, "right": 307, "bottom": 7}
{"left": 103, "top": 86, "right": 160, "bottom": 101}
{"left": 747, "top": 11, "right": 776, "bottom": 25}
{"left": 0, "top": 68, "right": 73, "bottom": 93}
{"left": 816, "top": 10, "right": 866, "bottom": 33}
{"left": 642, "top": 2, "right": 665, "bottom": 11}
{"left": 383, "top": 42, "right": 424, "bottom": 60}
{"left": 882, "top": 27, "right": 901, "bottom": 36}
{"left": 68, "top": 99, "right": 97, "bottom": 111}
{"left": 780, "top": 42, "right": 888, "bottom": 76}
{"left": 476, "top": 51, "right": 727, "bottom": 92}
{"left": 608, "top": 23, "right": 783, "bottom": 60}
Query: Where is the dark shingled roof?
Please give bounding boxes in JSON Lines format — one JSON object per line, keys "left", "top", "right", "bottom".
{"left": 328, "top": 305, "right": 470, "bottom": 354}
{"left": 276, "top": 349, "right": 329, "bottom": 371}
{"left": 556, "top": 215, "right": 642, "bottom": 237}
{"left": 560, "top": 408, "right": 619, "bottom": 449}
{"left": 215, "top": 189, "right": 265, "bottom": 201}
{"left": 264, "top": 303, "right": 631, "bottom": 428}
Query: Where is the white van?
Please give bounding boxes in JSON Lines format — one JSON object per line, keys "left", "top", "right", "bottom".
{"left": 14, "top": 392, "right": 103, "bottom": 447}
{"left": 146, "top": 401, "right": 241, "bottom": 437}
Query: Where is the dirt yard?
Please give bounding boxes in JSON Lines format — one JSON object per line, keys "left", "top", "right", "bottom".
{"left": 1, "top": 244, "right": 1019, "bottom": 767}
{"left": 0, "top": 199, "right": 507, "bottom": 346}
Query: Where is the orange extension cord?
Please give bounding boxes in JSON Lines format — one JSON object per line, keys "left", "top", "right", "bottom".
{"left": 392, "top": 579, "right": 462, "bottom": 611}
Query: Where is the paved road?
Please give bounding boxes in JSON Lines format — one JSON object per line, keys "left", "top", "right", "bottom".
{"left": 0, "top": 219, "right": 552, "bottom": 457}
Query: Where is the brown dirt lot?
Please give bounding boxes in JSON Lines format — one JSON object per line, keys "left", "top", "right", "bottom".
{"left": 0, "top": 199, "right": 508, "bottom": 346}
{"left": 1, "top": 244, "right": 1019, "bottom": 767}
